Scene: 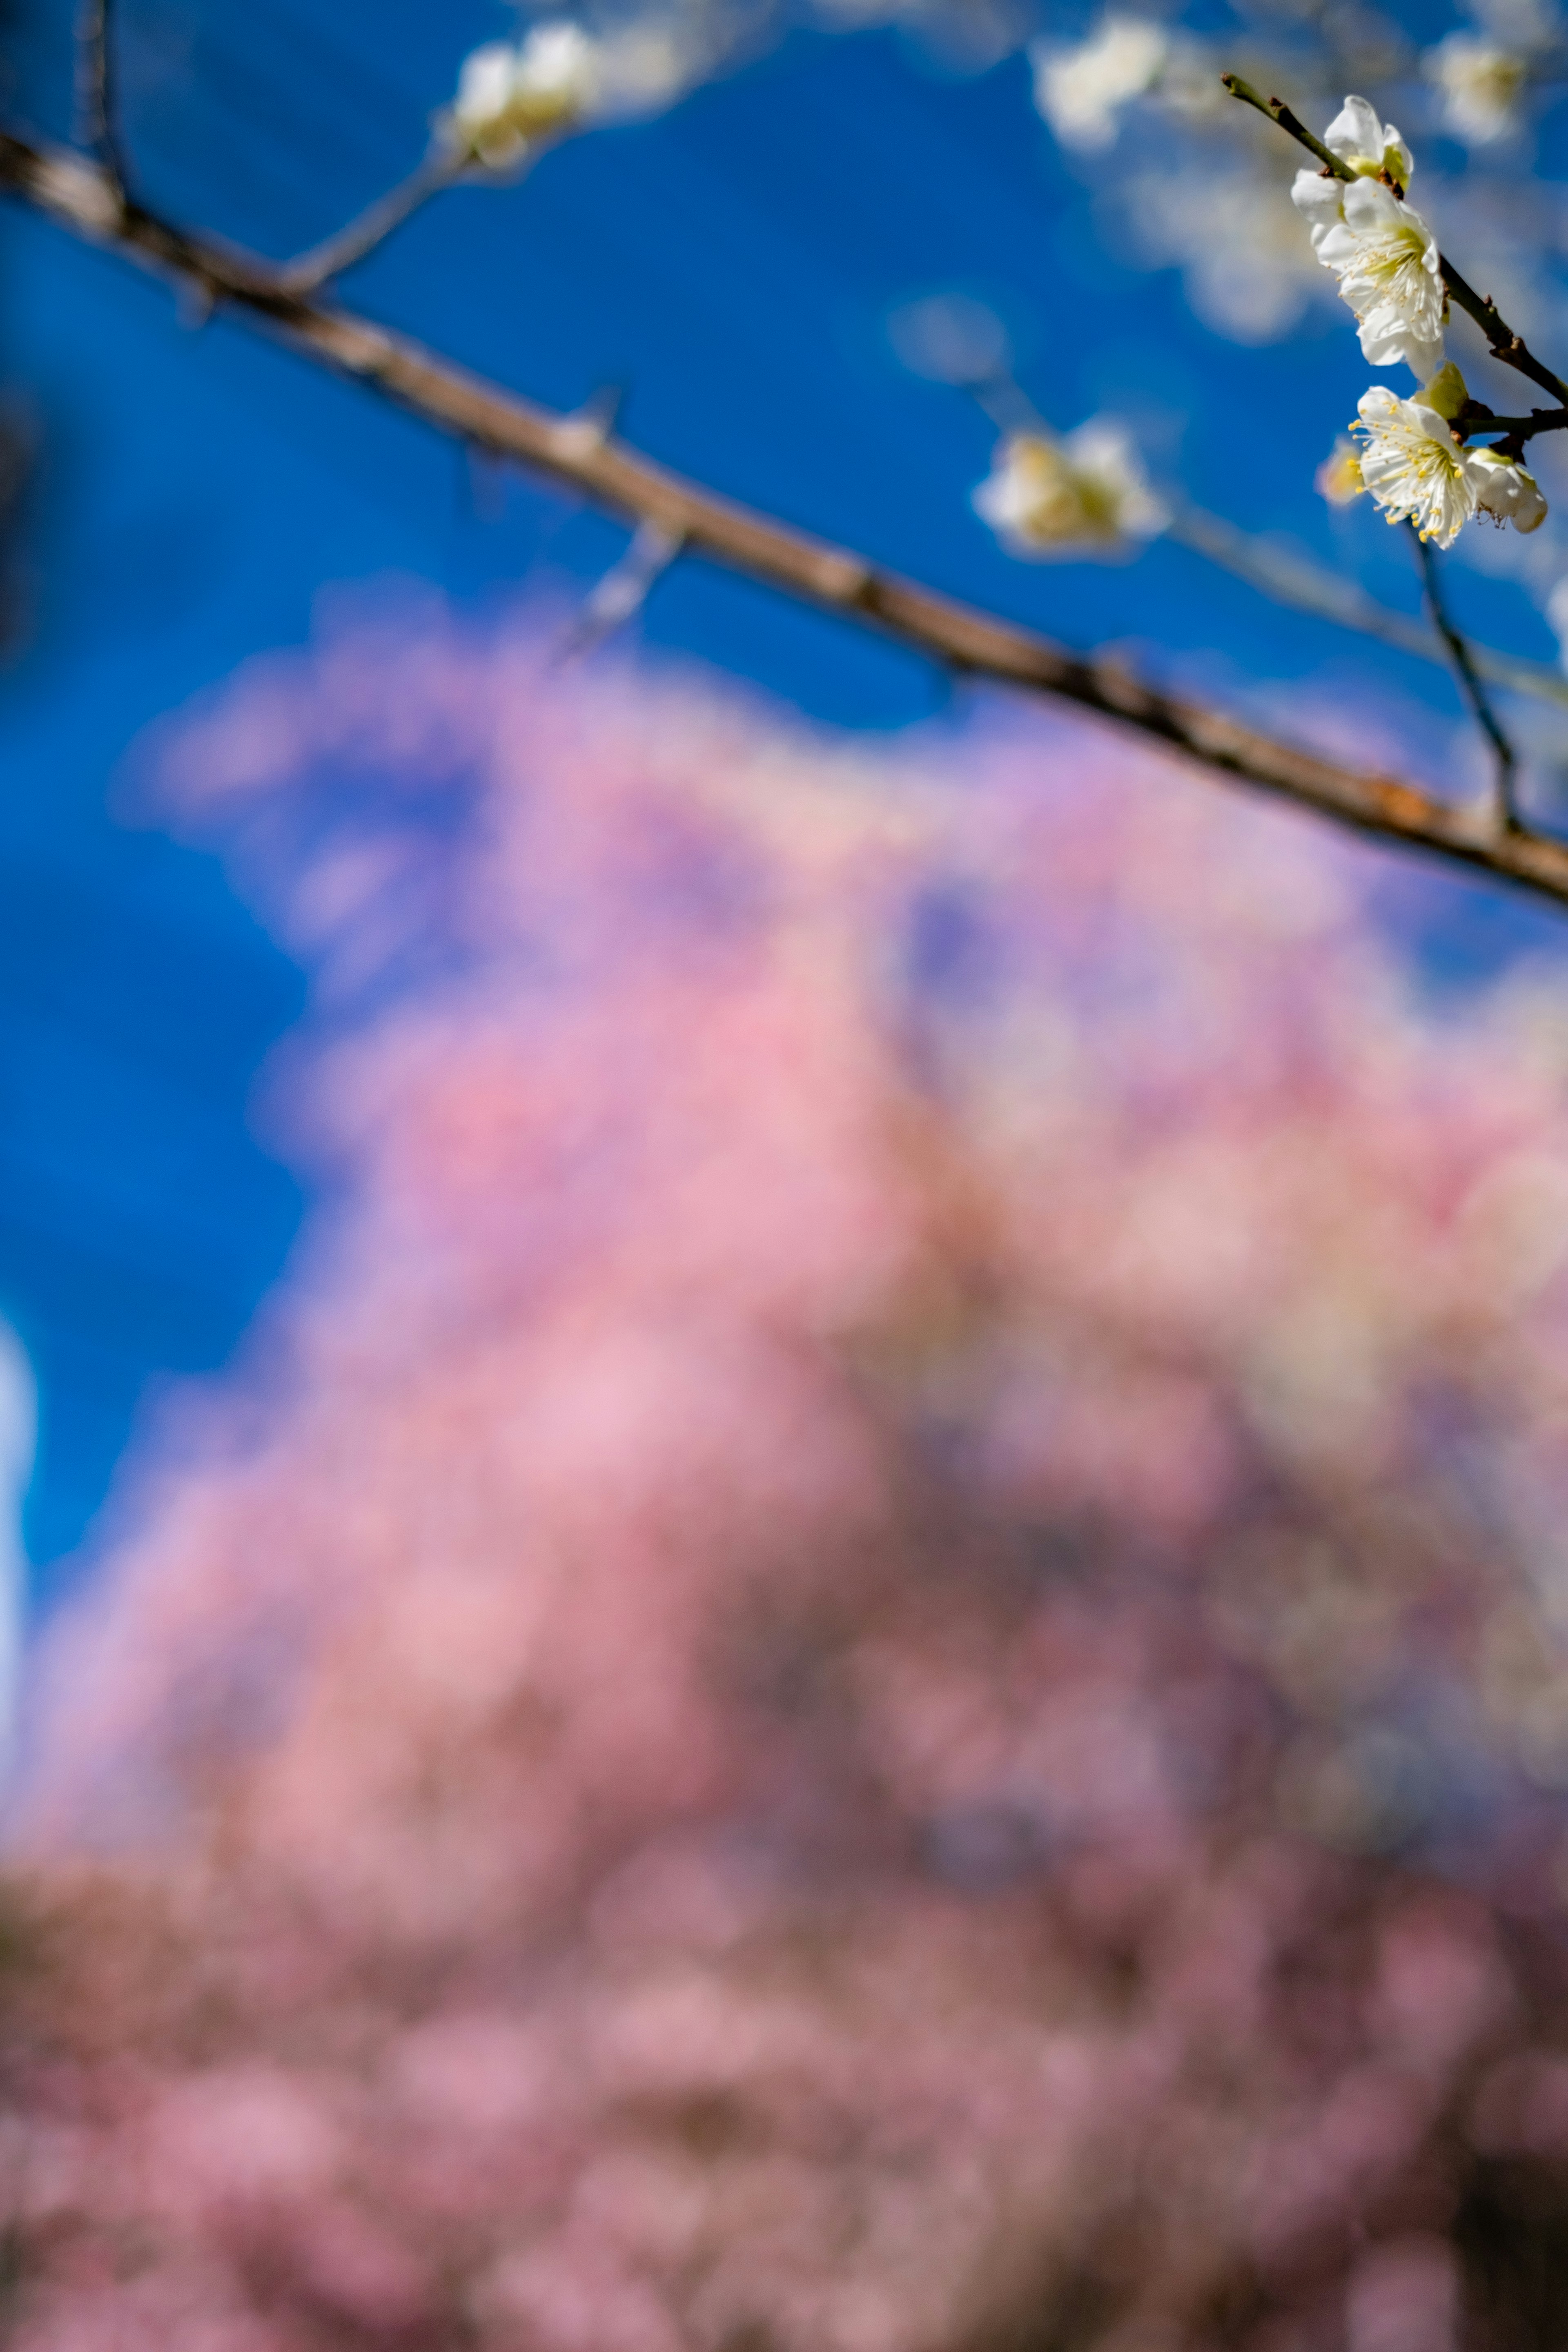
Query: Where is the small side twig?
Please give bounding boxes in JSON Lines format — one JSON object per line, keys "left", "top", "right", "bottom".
{"left": 1223, "top": 74, "right": 1568, "bottom": 409}
{"left": 557, "top": 520, "right": 685, "bottom": 660}
{"left": 1221, "top": 77, "right": 1355, "bottom": 181}
{"left": 277, "top": 150, "right": 468, "bottom": 296}
{"left": 1408, "top": 523, "right": 1520, "bottom": 833}
{"left": 75, "top": 0, "right": 128, "bottom": 201}
{"left": 1452, "top": 405, "right": 1568, "bottom": 444}
{"left": 1170, "top": 502, "right": 1568, "bottom": 715}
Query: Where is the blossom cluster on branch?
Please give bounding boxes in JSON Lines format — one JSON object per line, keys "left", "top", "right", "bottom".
{"left": 441, "top": 17, "right": 696, "bottom": 170}
{"left": 4, "top": 615, "right": 1568, "bottom": 2343}
{"left": 1012, "top": 2, "right": 1568, "bottom": 657}
{"left": 1283, "top": 97, "right": 1547, "bottom": 550}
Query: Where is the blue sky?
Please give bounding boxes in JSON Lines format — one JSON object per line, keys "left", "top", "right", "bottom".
{"left": 4, "top": 0, "right": 1568, "bottom": 1590}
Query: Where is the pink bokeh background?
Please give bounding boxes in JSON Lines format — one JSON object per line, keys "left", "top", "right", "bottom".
{"left": 5, "top": 607, "right": 1568, "bottom": 2348}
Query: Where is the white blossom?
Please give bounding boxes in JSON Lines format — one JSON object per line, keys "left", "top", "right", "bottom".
{"left": 1425, "top": 33, "right": 1528, "bottom": 146}
{"left": 1128, "top": 168, "right": 1323, "bottom": 342}
{"left": 1469, "top": 444, "right": 1548, "bottom": 531}
{"left": 1353, "top": 380, "right": 1476, "bottom": 546}
{"left": 1352, "top": 369, "right": 1548, "bottom": 546}
{"left": 1296, "top": 146, "right": 1446, "bottom": 379}
{"left": 974, "top": 421, "right": 1167, "bottom": 557}
{"left": 1289, "top": 100, "right": 1441, "bottom": 376}
{"left": 1323, "top": 95, "right": 1415, "bottom": 187}
{"left": 446, "top": 23, "right": 602, "bottom": 168}
{"left": 1030, "top": 16, "right": 1167, "bottom": 153}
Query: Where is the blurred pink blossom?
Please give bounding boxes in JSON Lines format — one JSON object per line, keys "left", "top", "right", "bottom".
{"left": 3, "top": 608, "right": 1568, "bottom": 2345}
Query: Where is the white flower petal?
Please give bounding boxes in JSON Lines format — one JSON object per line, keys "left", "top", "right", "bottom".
{"left": 1291, "top": 167, "right": 1346, "bottom": 251}
{"left": 1310, "top": 179, "right": 1444, "bottom": 378}
{"left": 1322, "top": 94, "right": 1414, "bottom": 184}
{"left": 1470, "top": 448, "right": 1549, "bottom": 531}
{"left": 1325, "top": 95, "right": 1385, "bottom": 166}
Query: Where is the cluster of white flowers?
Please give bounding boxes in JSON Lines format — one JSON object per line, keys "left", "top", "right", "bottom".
{"left": 444, "top": 23, "right": 604, "bottom": 168}
{"left": 1029, "top": 15, "right": 1168, "bottom": 152}
{"left": 1292, "top": 98, "right": 1546, "bottom": 545}
{"left": 1352, "top": 367, "right": 1545, "bottom": 549}
{"left": 973, "top": 421, "right": 1168, "bottom": 557}
{"left": 1289, "top": 99, "right": 1443, "bottom": 376}
{"left": 442, "top": 18, "right": 701, "bottom": 171}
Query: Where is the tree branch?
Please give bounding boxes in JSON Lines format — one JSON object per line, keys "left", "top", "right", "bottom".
{"left": 5, "top": 125, "right": 1568, "bottom": 912}
{"left": 75, "top": 0, "right": 128, "bottom": 200}
{"left": 1409, "top": 525, "right": 1520, "bottom": 833}
{"left": 1223, "top": 74, "right": 1568, "bottom": 407}
{"left": 1454, "top": 406, "right": 1568, "bottom": 442}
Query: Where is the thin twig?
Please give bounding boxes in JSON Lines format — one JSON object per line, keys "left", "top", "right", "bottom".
{"left": 1409, "top": 523, "right": 1520, "bottom": 833}
{"left": 1223, "top": 74, "right": 1568, "bottom": 408}
{"left": 557, "top": 521, "right": 685, "bottom": 659}
{"left": 5, "top": 126, "right": 1568, "bottom": 912}
{"left": 1453, "top": 406, "right": 1568, "bottom": 443}
{"left": 278, "top": 151, "right": 468, "bottom": 296}
{"left": 1221, "top": 78, "right": 1356, "bottom": 181}
{"left": 1170, "top": 502, "right": 1568, "bottom": 714}
{"left": 74, "top": 0, "right": 128, "bottom": 200}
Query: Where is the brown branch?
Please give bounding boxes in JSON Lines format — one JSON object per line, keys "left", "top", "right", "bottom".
{"left": 1221, "top": 78, "right": 1355, "bottom": 183}
{"left": 1454, "top": 406, "right": 1568, "bottom": 442}
{"left": 1223, "top": 74, "right": 1568, "bottom": 407}
{"left": 5, "top": 125, "right": 1568, "bottom": 912}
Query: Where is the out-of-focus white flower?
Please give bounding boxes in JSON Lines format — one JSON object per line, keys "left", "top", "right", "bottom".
{"left": 974, "top": 421, "right": 1167, "bottom": 557}
{"left": 1307, "top": 169, "right": 1446, "bottom": 379}
{"left": 1351, "top": 366, "right": 1548, "bottom": 545}
{"left": 1426, "top": 33, "right": 1528, "bottom": 145}
{"left": 1469, "top": 444, "right": 1548, "bottom": 530}
{"left": 1146, "top": 31, "right": 1227, "bottom": 122}
{"left": 1030, "top": 16, "right": 1167, "bottom": 152}
{"left": 445, "top": 22, "right": 601, "bottom": 168}
{"left": 1315, "top": 437, "right": 1365, "bottom": 506}
{"left": 1127, "top": 169, "right": 1323, "bottom": 342}
{"left": 1353, "top": 381, "right": 1477, "bottom": 546}
{"left": 589, "top": 21, "right": 696, "bottom": 118}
